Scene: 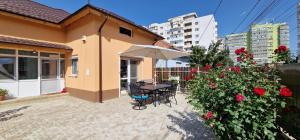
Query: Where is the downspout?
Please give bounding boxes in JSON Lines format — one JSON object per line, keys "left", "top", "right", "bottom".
{"left": 98, "top": 15, "right": 108, "bottom": 103}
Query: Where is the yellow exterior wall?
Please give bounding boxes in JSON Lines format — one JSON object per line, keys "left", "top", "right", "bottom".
{"left": 100, "top": 18, "right": 154, "bottom": 100}
{"left": 0, "top": 14, "right": 65, "bottom": 43}
{"left": 0, "top": 8, "right": 160, "bottom": 102}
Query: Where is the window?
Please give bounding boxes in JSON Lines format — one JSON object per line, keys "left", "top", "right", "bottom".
{"left": 40, "top": 52, "right": 59, "bottom": 58}
{"left": 195, "top": 22, "right": 198, "bottom": 25}
{"left": 195, "top": 41, "right": 199, "bottom": 44}
{"left": 60, "top": 60, "right": 65, "bottom": 78}
{"left": 0, "top": 49, "right": 15, "bottom": 55}
{"left": 41, "top": 59, "right": 58, "bottom": 79}
{"left": 196, "top": 34, "right": 199, "bottom": 37}
{"left": 72, "top": 56, "right": 78, "bottom": 75}
{"left": 60, "top": 54, "right": 65, "bottom": 78}
{"left": 18, "top": 50, "right": 38, "bottom": 56}
{"left": 195, "top": 28, "right": 199, "bottom": 31}
{"left": 0, "top": 57, "right": 15, "bottom": 80}
{"left": 18, "top": 57, "right": 38, "bottom": 80}
{"left": 119, "top": 27, "right": 132, "bottom": 37}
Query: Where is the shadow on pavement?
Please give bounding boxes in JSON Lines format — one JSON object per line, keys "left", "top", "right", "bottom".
{"left": 0, "top": 106, "right": 30, "bottom": 122}
{"left": 167, "top": 110, "right": 216, "bottom": 140}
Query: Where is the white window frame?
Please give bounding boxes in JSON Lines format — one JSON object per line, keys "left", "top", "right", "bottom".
{"left": 71, "top": 56, "right": 78, "bottom": 76}
{"left": 0, "top": 49, "right": 17, "bottom": 82}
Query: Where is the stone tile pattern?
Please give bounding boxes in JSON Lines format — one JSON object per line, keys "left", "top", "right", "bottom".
{"left": 0, "top": 94, "right": 215, "bottom": 140}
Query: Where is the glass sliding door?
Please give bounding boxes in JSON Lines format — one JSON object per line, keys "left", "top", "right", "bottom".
{"left": 41, "top": 59, "right": 58, "bottom": 79}
{"left": 120, "top": 60, "right": 128, "bottom": 92}
{"left": 130, "top": 60, "right": 138, "bottom": 83}
{"left": 40, "top": 52, "right": 60, "bottom": 94}
{"left": 120, "top": 59, "right": 139, "bottom": 94}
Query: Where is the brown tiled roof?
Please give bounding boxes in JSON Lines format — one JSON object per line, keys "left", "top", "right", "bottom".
{"left": 0, "top": 36, "right": 72, "bottom": 50}
{"left": 0, "top": 0, "right": 70, "bottom": 23}
{"left": 0, "top": 1, "right": 163, "bottom": 39}
{"left": 61, "top": 5, "right": 164, "bottom": 39}
{"left": 154, "top": 40, "right": 181, "bottom": 51}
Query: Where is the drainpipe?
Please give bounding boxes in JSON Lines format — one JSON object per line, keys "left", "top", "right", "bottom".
{"left": 98, "top": 15, "right": 108, "bottom": 103}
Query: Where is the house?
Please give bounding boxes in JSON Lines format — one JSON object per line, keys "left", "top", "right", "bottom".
{"left": 0, "top": 0, "right": 163, "bottom": 102}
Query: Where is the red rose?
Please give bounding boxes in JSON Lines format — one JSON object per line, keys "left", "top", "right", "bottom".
{"left": 280, "top": 87, "right": 292, "bottom": 97}
{"left": 235, "top": 49, "right": 241, "bottom": 55}
{"left": 204, "top": 64, "right": 212, "bottom": 71}
{"left": 235, "top": 93, "right": 245, "bottom": 103}
{"left": 190, "top": 67, "right": 198, "bottom": 73}
{"left": 253, "top": 87, "right": 265, "bottom": 96}
{"left": 278, "top": 45, "right": 287, "bottom": 52}
{"left": 206, "top": 111, "right": 214, "bottom": 119}
{"left": 231, "top": 66, "right": 241, "bottom": 73}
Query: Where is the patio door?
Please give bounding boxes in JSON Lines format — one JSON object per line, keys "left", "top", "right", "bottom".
{"left": 18, "top": 50, "right": 40, "bottom": 97}
{"left": 120, "top": 59, "right": 138, "bottom": 94}
{"left": 40, "top": 53, "right": 60, "bottom": 94}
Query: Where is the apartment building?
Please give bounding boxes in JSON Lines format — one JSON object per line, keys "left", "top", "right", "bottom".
{"left": 251, "top": 23, "right": 289, "bottom": 64}
{"left": 149, "top": 13, "right": 218, "bottom": 52}
{"left": 225, "top": 33, "right": 250, "bottom": 63}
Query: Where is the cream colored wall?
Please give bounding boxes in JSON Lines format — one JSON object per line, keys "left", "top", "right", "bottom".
{"left": 0, "top": 14, "right": 65, "bottom": 43}
{"left": 65, "top": 14, "right": 102, "bottom": 92}
{"left": 101, "top": 19, "right": 155, "bottom": 92}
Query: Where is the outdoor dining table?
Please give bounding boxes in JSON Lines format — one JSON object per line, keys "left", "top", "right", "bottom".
{"left": 140, "top": 84, "right": 171, "bottom": 107}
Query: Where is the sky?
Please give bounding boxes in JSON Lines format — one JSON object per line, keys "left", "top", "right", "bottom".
{"left": 34, "top": 0, "right": 299, "bottom": 56}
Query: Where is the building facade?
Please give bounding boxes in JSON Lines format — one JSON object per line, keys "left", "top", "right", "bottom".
{"left": 149, "top": 13, "right": 218, "bottom": 52}
{"left": 0, "top": 0, "right": 163, "bottom": 102}
{"left": 224, "top": 23, "right": 289, "bottom": 65}
{"left": 225, "top": 33, "right": 250, "bottom": 63}
{"left": 251, "top": 23, "right": 289, "bottom": 64}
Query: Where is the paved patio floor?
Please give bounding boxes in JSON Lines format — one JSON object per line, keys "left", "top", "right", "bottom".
{"left": 0, "top": 94, "right": 215, "bottom": 140}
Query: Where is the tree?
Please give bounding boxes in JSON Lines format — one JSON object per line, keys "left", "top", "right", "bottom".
{"left": 189, "top": 40, "right": 233, "bottom": 67}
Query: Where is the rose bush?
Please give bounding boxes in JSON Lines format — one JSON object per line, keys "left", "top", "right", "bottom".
{"left": 187, "top": 48, "right": 292, "bottom": 139}
{"left": 274, "top": 45, "right": 290, "bottom": 63}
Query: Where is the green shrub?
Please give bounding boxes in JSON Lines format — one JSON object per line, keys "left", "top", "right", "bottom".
{"left": 187, "top": 48, "right": 293, "bottom": 139}
{"left": 0, "top": 88, "right": 8, "bottom": 96}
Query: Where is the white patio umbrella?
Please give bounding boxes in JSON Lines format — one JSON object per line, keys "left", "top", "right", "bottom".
{"left": 121, "top": 45, "right": 190, "bottom": 85}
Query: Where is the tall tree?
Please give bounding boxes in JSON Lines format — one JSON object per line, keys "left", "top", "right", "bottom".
{"left": 189, "top": 40, "right": 233, "bottom": 67}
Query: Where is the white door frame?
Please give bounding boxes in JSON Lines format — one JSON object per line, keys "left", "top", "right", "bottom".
{"left": 119, "top": 58, "right": 139, "bottom": 96}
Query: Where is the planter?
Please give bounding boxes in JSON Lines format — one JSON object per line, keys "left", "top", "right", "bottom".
{"left": 0, "top": 95, "right": 5, "bottom": 101}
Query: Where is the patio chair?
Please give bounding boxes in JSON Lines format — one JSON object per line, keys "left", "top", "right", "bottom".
{"left": 129, "top": 83, "right": 149, "bottom": 110}
{"left": 169, "top": 83, "right": 178, "bottom": 105}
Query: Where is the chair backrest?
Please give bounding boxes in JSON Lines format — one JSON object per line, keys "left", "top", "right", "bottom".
{"left": 170, "top": 83, "right": 178, "bottom": 94}
{"left": 129, "top": 83, "right": 142, "bottom": 97}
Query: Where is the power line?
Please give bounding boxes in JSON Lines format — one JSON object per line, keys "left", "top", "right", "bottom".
{"left": 198, "top": 0, "right": 224, "bottom": 42}
{"left": 232, "top": 0, "right": 261, "bottom": 33}
{"left": 274, "top": 2, "right": 298, "bottom": 22}
{"left": 254, "top": 0, "right": 282, "bottom": 23}
{"left": 241, "top": 0, "right": 280, "bottom": 31}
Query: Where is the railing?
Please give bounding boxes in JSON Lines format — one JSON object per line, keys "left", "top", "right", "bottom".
{"left": 155, "top": 67, "right": 192, "bottom": 91}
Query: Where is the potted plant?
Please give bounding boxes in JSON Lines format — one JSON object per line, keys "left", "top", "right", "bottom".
{"left": 0, "top": 88, "right": 8, "bottom": 101}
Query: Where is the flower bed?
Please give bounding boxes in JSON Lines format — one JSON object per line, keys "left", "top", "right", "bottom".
{"left": 187, "top": 48, "right": 293, "bottom": 139}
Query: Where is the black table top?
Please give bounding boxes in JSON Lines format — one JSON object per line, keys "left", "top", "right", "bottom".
{"left": 140, "top": 84, "right": 171, "bottom": 91}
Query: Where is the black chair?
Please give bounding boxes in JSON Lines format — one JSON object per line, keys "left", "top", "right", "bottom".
{"left": 168, "top": 83, "right": 178, "bottom": 105}
{"left": 129, "top": 83, "right": 149, "bottom": 110}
